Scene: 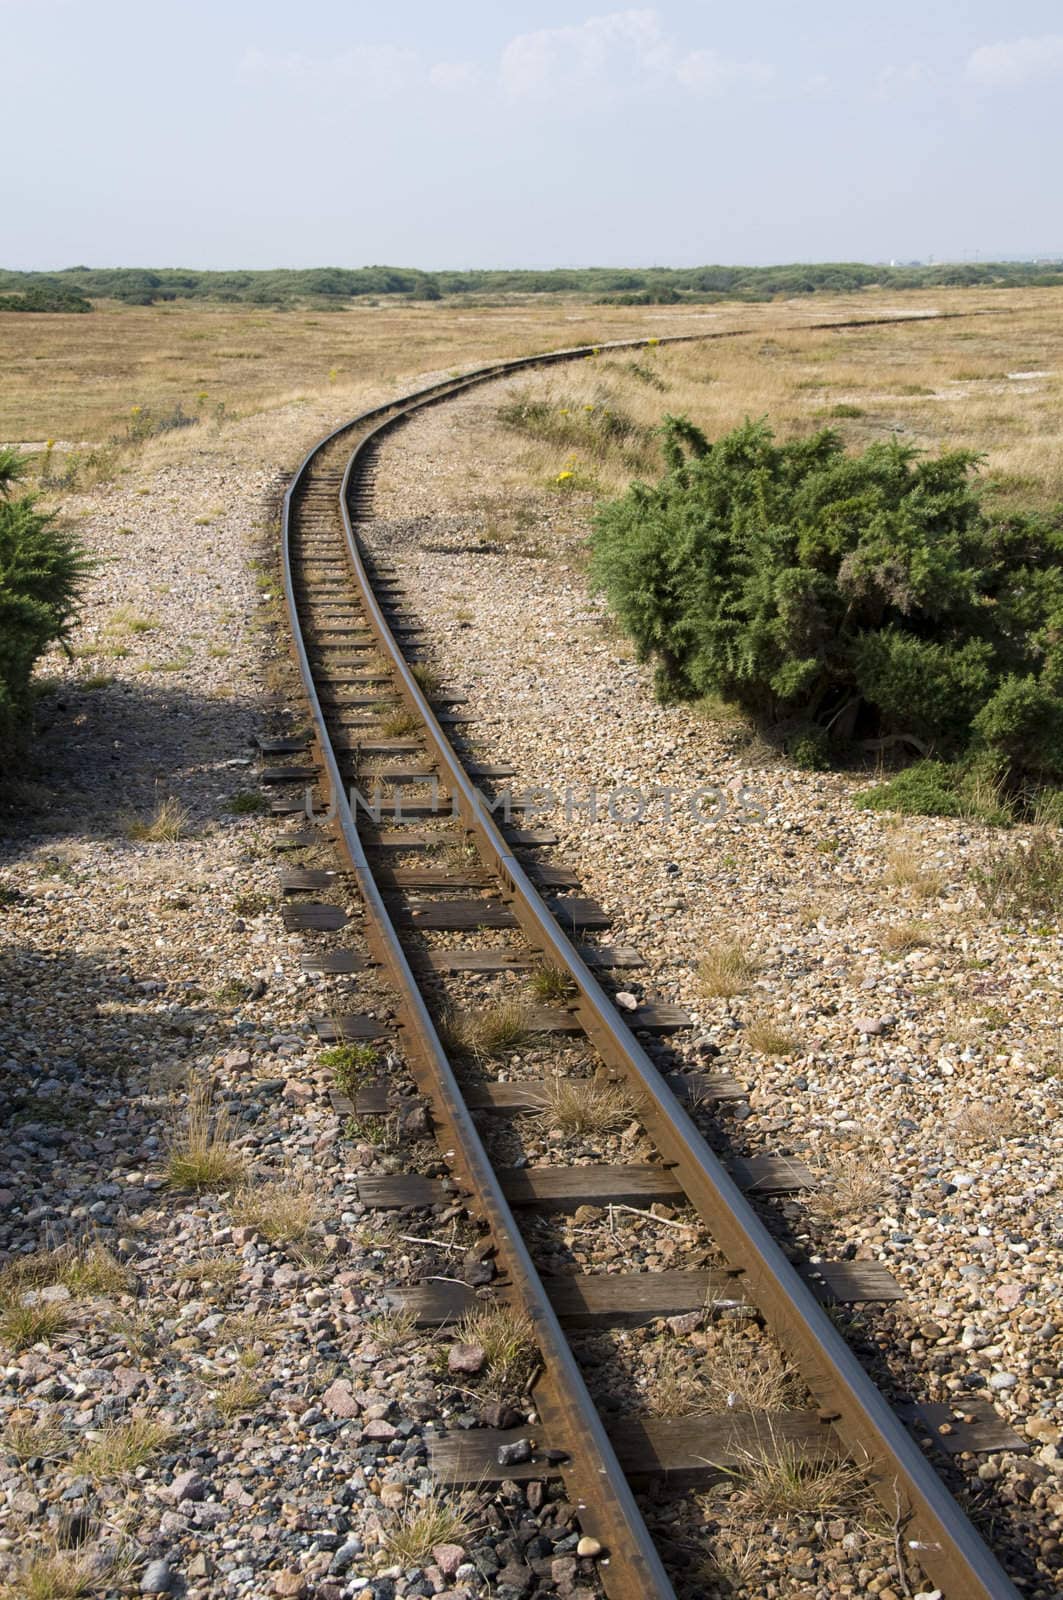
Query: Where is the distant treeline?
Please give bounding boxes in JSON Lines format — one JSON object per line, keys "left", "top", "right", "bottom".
{"left": 1, "top": 260, "right": 1062, "bottom": 310}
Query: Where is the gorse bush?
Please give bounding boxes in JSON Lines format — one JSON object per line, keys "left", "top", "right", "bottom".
{"left": 590, "top": 418, "right": 1063, "bottom": 799}
{"left": 0, "top": 450, "right": 89, "bottom": 750}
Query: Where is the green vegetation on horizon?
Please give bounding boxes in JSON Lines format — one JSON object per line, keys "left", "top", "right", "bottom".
{"left": 2, "top": 259, "right": 1063, "bottom": 310}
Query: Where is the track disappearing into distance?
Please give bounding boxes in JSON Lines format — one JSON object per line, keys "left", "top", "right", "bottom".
{"left": 275, "top": 321, "right": 1023, "bottom": 1600}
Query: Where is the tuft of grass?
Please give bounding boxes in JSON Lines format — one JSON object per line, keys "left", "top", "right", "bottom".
{"left": 454, "top": 1303, "right": 539, "bottom": 1398}
{"left": 880, "top": 918, "right": 933, "bottom": 955}
{"left": 0, "top": 1300, "right": 70, "bottom": 1352}
{"left": 62, "top": 1244, "right": 131, "bottom": 1297}
{"left": 124, "top": 795, "right": 190, "bottom": 842}
{"left": 975, "top": 828, "right": 1063, "bottom": 922}
{"left": 224, "top": 791, "right": 268, "bottom": 815}
{"left": 322, "top": 1040, "right": 378, "bottom": 1096}
{"left": 528, "top": 961, "right": 577, "bottom": 1003}
{"left": 534, "top": 1074, "right": 638, "bottom": 1136}
{"left": 726, "top": 1430, "right": 869, "bottom": 1519}
{"left": 1, "top": 1409, "right": 68, "bottom": 1465}
{"left": 383, "top": 1486, "right": 480, "bottom": 1567}
{"left": 176, "top": 1257, "right": 243, "bottom": 1289}
{"left": 882, "top": 846, "right": 945, "bottom": 899}
{"left": 648, "top": 1323, "right": 799, "bottom": 1416}
{"left": 231, "top": 1179, "right": 319, "bottom": 1244}
{"left": 365, "top": 1309, "right": 417, "bottom": 1349}
{"left": 810, "top": 1148, "right": 889, "bottom": 1222}
{"left": 949, "top": 1098, "right": 1030, "bottom": 1147}
{"left": 410, "top": 662, "right": 442, "bottom": 696}
{"left": 439, "top": 999, "right": 533, "bottom": 1060}
{"left": 213, "top": 1375, "right": 265, "bottom": 1417}
{"left": 744, "top": 1015, "right": 802, "bottom": 1058}
{"left": 166, "top": 1077, "right": 247, "bottom": 1191}
{"left": 103, "top": 605, "right": 159, "bottom": 637}
{"left": 698, "top": 940, "right": 757, "bottom": 999}
{"left": 74, "top": 1417, "right": 173, "bottom": 1482}
{"left": 0, "top": 1550, "right": 102, "bottom": 1600}
{"left": 379, "top": 703, "right": 421, "bottom": 738}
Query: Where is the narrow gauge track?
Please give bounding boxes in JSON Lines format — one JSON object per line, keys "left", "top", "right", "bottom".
{"left": 275, "top": 327, "right": 1023, "bottom": 1600}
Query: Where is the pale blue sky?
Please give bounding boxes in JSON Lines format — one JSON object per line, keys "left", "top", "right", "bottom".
{"left": 3, "top": 1, "right": 1061, "bottom": 269}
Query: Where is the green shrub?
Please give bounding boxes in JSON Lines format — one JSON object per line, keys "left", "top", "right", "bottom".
{"left": 590, "top": 418, "right": 1063, "bottom": 800}
{"left": 0, "top": 451, "right": 89, "bottom": 749}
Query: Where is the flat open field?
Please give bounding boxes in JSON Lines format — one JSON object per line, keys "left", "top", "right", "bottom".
{"left": 5, "top": 285, "right": 1062, "bottom": 515}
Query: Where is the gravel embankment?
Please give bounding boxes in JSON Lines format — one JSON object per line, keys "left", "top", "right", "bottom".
{"left": 0, "top": 413, "right": 601, "bottom": 1599}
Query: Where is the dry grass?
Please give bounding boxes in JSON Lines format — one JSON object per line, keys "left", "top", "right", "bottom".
{"left": 439, "top": 998, "right": 533, "bottom": 1060}
{"left": 231, "top": 1178, "right": 319, "bottom": 1244}
{"left": 744, "top": 1015, "right": 802, "bottom": 1058}
{"left": 454, "top": 1303, "right": 539, "bottom": 1398}
{"left": 378, "top": 704, "right": 422, "bottom": 738}
{"left": 73, "top": 1417, "right": 173, "bottom": 1482}
{"left": 975, "top": 828, "right": 1063, "bottom": 923}
{"left": 724, "top": 1429, "right": 869, "bottom": 1519}
{"left": 213, "top": 1375, "right": 265, "bottom": 1417}
{"left": 176, "top": 1257, "right": 242, "bottom": 1289}
{"left": 810, "top": 1148, "right": 890, "bottom": 1222}
{"left": 646, "top": 1322, "right": 800, "bottom": 1417}
{"left": 383, "top": 1486, "right": 481, "bottom": 1567}
{"left": 534, "top": 1074, "right": 638, "bottom": 1136}
{"left": 0, "top": 1549, "right": 104, "bottom": 1600}
{"left": 365, "top": 1309, "right": 417, "bottom": 1349}
{"left": 410, "top": 662, "right": 442, "bottom": 696}
{"left": 1, "top": 1409, "right": 68, "bottom": 1464}
{"left": 949, "top": 1098, "right": 1030, "bottom": 1148}
{"left": 882, "top": 846, "right": 945, "bottom": 899}
{"left": 166, "top": 1076, "right": 247, "bottom": 1190}
{"left": 698, "top": 940, "right": 757, "bottom": 998}
{"left": 124, "top": 794, "right": 190, "bottom": 843}
{"left": 0, "top": 1300, "right": 70, "bottom": 1352}
{"left": 61, "top": 1243, "right": 131, "bottom": 1297}
{"left": 528, "top": 961, "right": 577, "bottom": 1002}
{"left": 880, "top": 919, "right": 933, "bottom": 955}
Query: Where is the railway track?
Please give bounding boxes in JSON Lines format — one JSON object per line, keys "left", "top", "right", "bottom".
{"left": 272, "top": 329, "right": 1024, "bottom": 1600}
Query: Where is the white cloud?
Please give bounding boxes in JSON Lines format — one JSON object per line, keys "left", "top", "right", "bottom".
{"left": 966, "top": 34, "right": 1063, "bottom": 88}
{"left": 499, "top": 9, "right": 772, "bottom": 101}
{"left": 238, "top": 12, "right": 773, "bottom": 110}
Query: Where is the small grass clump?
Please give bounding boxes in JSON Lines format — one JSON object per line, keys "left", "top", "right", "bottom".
{"left": 880, "top": 918, "right": 933, "bottom": 955}
{"left": 74, "top": 1417, "right": 173, "bottom": 1482}
{"left": 744, "top": 1015, "right": 802, "bottom": 1058}
{"left": 698, "top": 940, "right": 757, "bottom": 999}
{"left": 213, "top": 1375, "right": 265, "bottom": 1417}
{"left": 975, "top": 829, "right": 1063, "bottom": 923}
{"left": 726, "top": 1432, "right": 869, "bottom": 1519}
{"left": 231, "top": 1178, "right": 319, "bottom": 1244}
{"left": 365, "top": 1309, "right": 417, "bottom": 1349}
{"left": 882, "top": 846, "right": 945, "bottom": 899}
{"left": 225, "top": 791, "right": 268, "bottom": 815}
{"left": 124, "top": 795, "right": 190, "bottom": 842}
{"left": 535, "top": 1074, "right": 638, "bottom": 1136}
{"left": 528, "top": 961, "right": 577, "bottom": 1003}
{"left": 167, "top": 1077, "right": 247, "bottom": 1191}
{"left": 811, "top": 1149, "right": 890, "bottom": 1222}
{"left": 176, "top": 1257, "right": 243, "bottom": 1290}
{"left": 410, "top": 662, "right": 442, "bottom": 696}
{"left": 1, "top": 1409, "right": 68, "bottom": 1464}
{"left": 454, "top": 1304, "right": 539, "bottom": 1397}
{"left": 0, "top": 1549, "right": 102, "bottom": 1600}
{"left": 383, "top": 1486, "right": 480, "bottom": 1567}
{"left": 379, "top": 703, "right": 421, "bottom": 738}
{"left": 0, "top": 1300, "right": 70, "bottom": 1352}
{"left": 62, "top": 1243, "right": 131, "bottom": 1297}
{"left": 440, "top": 999, "right": 533, "bottom": 1060}
{"left": 321, "top": 1040, "right": 378, "bottom": 1096}
{"left": 648, "top": 1323, "right": 799, "bottom": 1416}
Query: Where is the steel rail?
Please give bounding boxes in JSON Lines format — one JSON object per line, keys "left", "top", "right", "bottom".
{"left": 280, "top": 318, "right": 1022, "bottom": 1600}
{"left": 282, "top": 416, "right": 681, "bottom": 1600}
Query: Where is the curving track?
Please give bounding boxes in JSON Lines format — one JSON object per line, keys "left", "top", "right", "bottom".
{"left": 275, "top": 327, "right": 1022, "bottom": 1600}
